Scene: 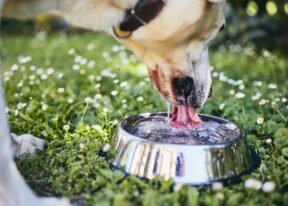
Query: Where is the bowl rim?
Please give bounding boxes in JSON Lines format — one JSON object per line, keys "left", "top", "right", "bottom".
{"left": 118, "top": 112, "right": 244, "bottom": 149}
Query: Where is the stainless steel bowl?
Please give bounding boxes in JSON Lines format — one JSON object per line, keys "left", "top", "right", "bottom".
{"left": 112, "top": 113, "right": 256, "bottom": 185}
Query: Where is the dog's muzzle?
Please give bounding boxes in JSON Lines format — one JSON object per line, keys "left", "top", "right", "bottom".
{"left": 113, "top": 0, "right": 166, "bottom": 39}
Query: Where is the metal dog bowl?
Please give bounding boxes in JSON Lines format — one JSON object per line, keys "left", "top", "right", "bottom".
{"left": 112, "top": 113, "right": 255, "bottom": 185}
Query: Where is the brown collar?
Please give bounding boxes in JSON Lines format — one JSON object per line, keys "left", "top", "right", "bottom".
{"left": 113, "top": 0, "right": 165, "bottom": 38}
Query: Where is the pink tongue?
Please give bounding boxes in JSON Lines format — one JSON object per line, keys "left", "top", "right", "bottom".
{"left": 171, "top": 105, "right": 202, "bottom": 128}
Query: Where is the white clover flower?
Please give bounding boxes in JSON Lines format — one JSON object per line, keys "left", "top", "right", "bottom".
{"left": 18, "top": 56, "right": 32, "bottom": 64}
{"left": 102, "top": 51, "right": 110, "bottom": 59}
{"left": 266, "top": 138, "right": 272, "bottom": 144}
{"left": 72, "top": 64, "right": 80, "bottom": 71}
{"left": 100, "top": 69, "right": 113, "bottom": 77}
{"left": 111, "top": 90, "right": 118, "bottom": 96}
{"left": 94, "top": 94, "right": 102, "bottom": 100}
{"left": 103, "top": 108, "right": 110, "bottom": 113}
{"left": 14, "top": 93, "right": 19, "bottom": 98}
{"left": 252, "top": 92, "right": 261, "bottom": 101}
{"left": 112, "top": 45, "right": 120, "bottom": 52}
{"left": 11, "top": 64, "right": 19, "bottom": 71}
{"left": 256, "top": 117, "right": 264, "bottom": 124}
{"left": 122, "top": 99, "right": 127, "bottom": 104}
{"left": 262, "top": 181, "right": 275, "bottom": 193}
{"left": 87, "top": 60, "right": 96, "bottom": 68}
{"left": 17, "top": 80, "right": 24, "bottom": 87}
{"left": 57, "top": 88, "right": 65, "bottom": 93}
{"left": 58, "top": 73, "right": 64, "bottom": 79}
{"left": 63, "top": 125, "right": 70, "bottom": 131}
{"left": 79, "top": 69, "right": 86, "bottom": 75}
{"left": 123, "top": 104, "right": 128, "bottom": 108}
{"left": 119, "top": 51, "right": 127, "bottom": 59}
{"left": 29, "top": 75, "right": 35, "bottom": 80}
{"left": 14, "top": 109, "right": 19, "bottom": 116}
{"left": 30, "top": 65, "right": 36, "bottom": 71}
{"left": 239, "top": 84, "right": 245, "bottom": 90}
{"left": 228, "top": 79, "right": 238, "bottom": 86}
{"left": 219, "top": 73, "right": 228, "bottom": 82}
{"left": 113, "top": 79, "right": 120, "bottom": 84}
{"left": 79, "top": 143, "right": 85, "bottom": 150}
{"left": 47, "top": 68, "right": 54, "bottom": 75}
{"left": 173, "top": 183, "right": 183, "bottom": 192}
{"left": 17, "top": 103, "right": 27, "bottom": 110}
{"left": 219, "top": 103, "right": 225, "bottom": 110}
{"left": 212, "top": 71, "right": 219, "bottom": 78}
{"left": 268, "top": 83, "right": 277, "bottom": 89}
{"left": 112, "top": 120, "right": 118, "bottom": 125}
{"left": 259, "top": 99, "right": 268, "bottom": 106}
{"left": 120, "top": 45, "right": 126, "bottom": 51}
{"left": 80, "top": 58, "right": 88, "bottom": 65}
{"left": 102, "top": 143, "right": 111, "bottom": 152}
{"left": 85, "top": 97, "right": 93, "bottom": 104}
{"left": 67, "top": 48, "right": 75, "bottom": 55}
{"left": 212, "top": 182, "right": 223, "bottom": 191}
{"left": 74, "top": 56, "right": 82, "bottom": 63}
{"left": 36, "top": 68, "right": 44, "bottom": 75}
{"left": 120, "top": 81, "right": 129, "bottom": 88}
{"left": 235, "top": 92, "right": 245, "bottom": 99}
{"left": 41, "top": 74, "right": 48, "bottom": 80}
{"left": 41, "top": 104, "right": 48, "bottom": 111}
{"left": 93, "top": 102, "right": 100, "bottom": 108}
{"left": 229, "top": 89, "right": 235, "bottom": 96}
{"left": 237, "top": 80, "right": 244, "bottom": 85}
{"left": 29, "top": 81, "right": 35, "bottom": 85}
{"left": 67, "top": 98, "right": 74, "bottom": 104}
{"left": 95, "top": 83, "right": 101, "bottom": 89}
{"left": 282, "top": 98, "right": 287, "bottom": 103}
{"left": 262, "top": 50, "right": 270, "bottom": 58}
{"left": 136, "top": 96, "right": 144, "bottom": 102}
{"left": 96, "top": 75, "right": 102, "bottom": 81}
{"left": 88, "top": 75, "right": 95, "bottom": 82}
{"left": 244, "top": 178, "right": 262, "bottom": 190}
{"left": 111, "top": 73, "right": 117, "bottom": 78}
{"left": 86, "top": 42, "right": 95, "bottom": 51}
{"left": 253, "top": 81, "right": 262, "bottom": 87}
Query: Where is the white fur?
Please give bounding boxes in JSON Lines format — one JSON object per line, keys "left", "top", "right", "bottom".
{"left": 11, "top": 133, "right": 46, "bottom": 158}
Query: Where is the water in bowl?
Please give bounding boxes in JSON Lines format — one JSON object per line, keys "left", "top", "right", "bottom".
{"left": 128, "top": 115, "right": 240, "bottom": 145}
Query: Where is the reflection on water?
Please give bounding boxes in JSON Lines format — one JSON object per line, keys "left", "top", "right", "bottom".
{"left": 129, "top": 116, "right": 240, "bottom": 145}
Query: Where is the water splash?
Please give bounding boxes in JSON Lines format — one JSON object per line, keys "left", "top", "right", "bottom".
{"left": 129, "top": 115, "right": 240, "bottom": 145}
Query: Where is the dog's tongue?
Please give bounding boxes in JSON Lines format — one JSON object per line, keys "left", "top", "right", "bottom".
{"left": 171, "top": 105, "right": 202, "bottom": 128}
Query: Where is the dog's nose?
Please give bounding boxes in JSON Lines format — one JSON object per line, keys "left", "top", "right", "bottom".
{"left": 172, "top": 76, "right": 195, "bottom": 102}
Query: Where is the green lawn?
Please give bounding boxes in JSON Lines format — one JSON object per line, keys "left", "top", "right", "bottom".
{"left": 1, "top": 31, "right": 288, "bottom": 206}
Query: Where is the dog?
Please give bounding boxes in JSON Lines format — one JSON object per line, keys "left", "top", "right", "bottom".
{"left": 0, "top": 0, "right": 225, "bottom": 205}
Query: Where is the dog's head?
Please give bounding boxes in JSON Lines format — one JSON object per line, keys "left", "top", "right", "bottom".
{"left": 114, "top": 0, "right": 225, "bottom": 108}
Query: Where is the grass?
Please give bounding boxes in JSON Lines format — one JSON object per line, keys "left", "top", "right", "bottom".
{"left": 1, "top": 31, "right": 288, "bottom": 206}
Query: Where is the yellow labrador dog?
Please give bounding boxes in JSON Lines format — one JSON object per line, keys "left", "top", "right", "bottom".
{"left": 0, "top": 0, "right": 225, "bottom": 205}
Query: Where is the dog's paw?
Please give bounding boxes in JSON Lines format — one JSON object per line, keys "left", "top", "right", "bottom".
{"left": 40, "top": 197, "right": 71, "bottom": 206}
{"left": 11, "top": 133, "right": 46, "bottom": 157}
